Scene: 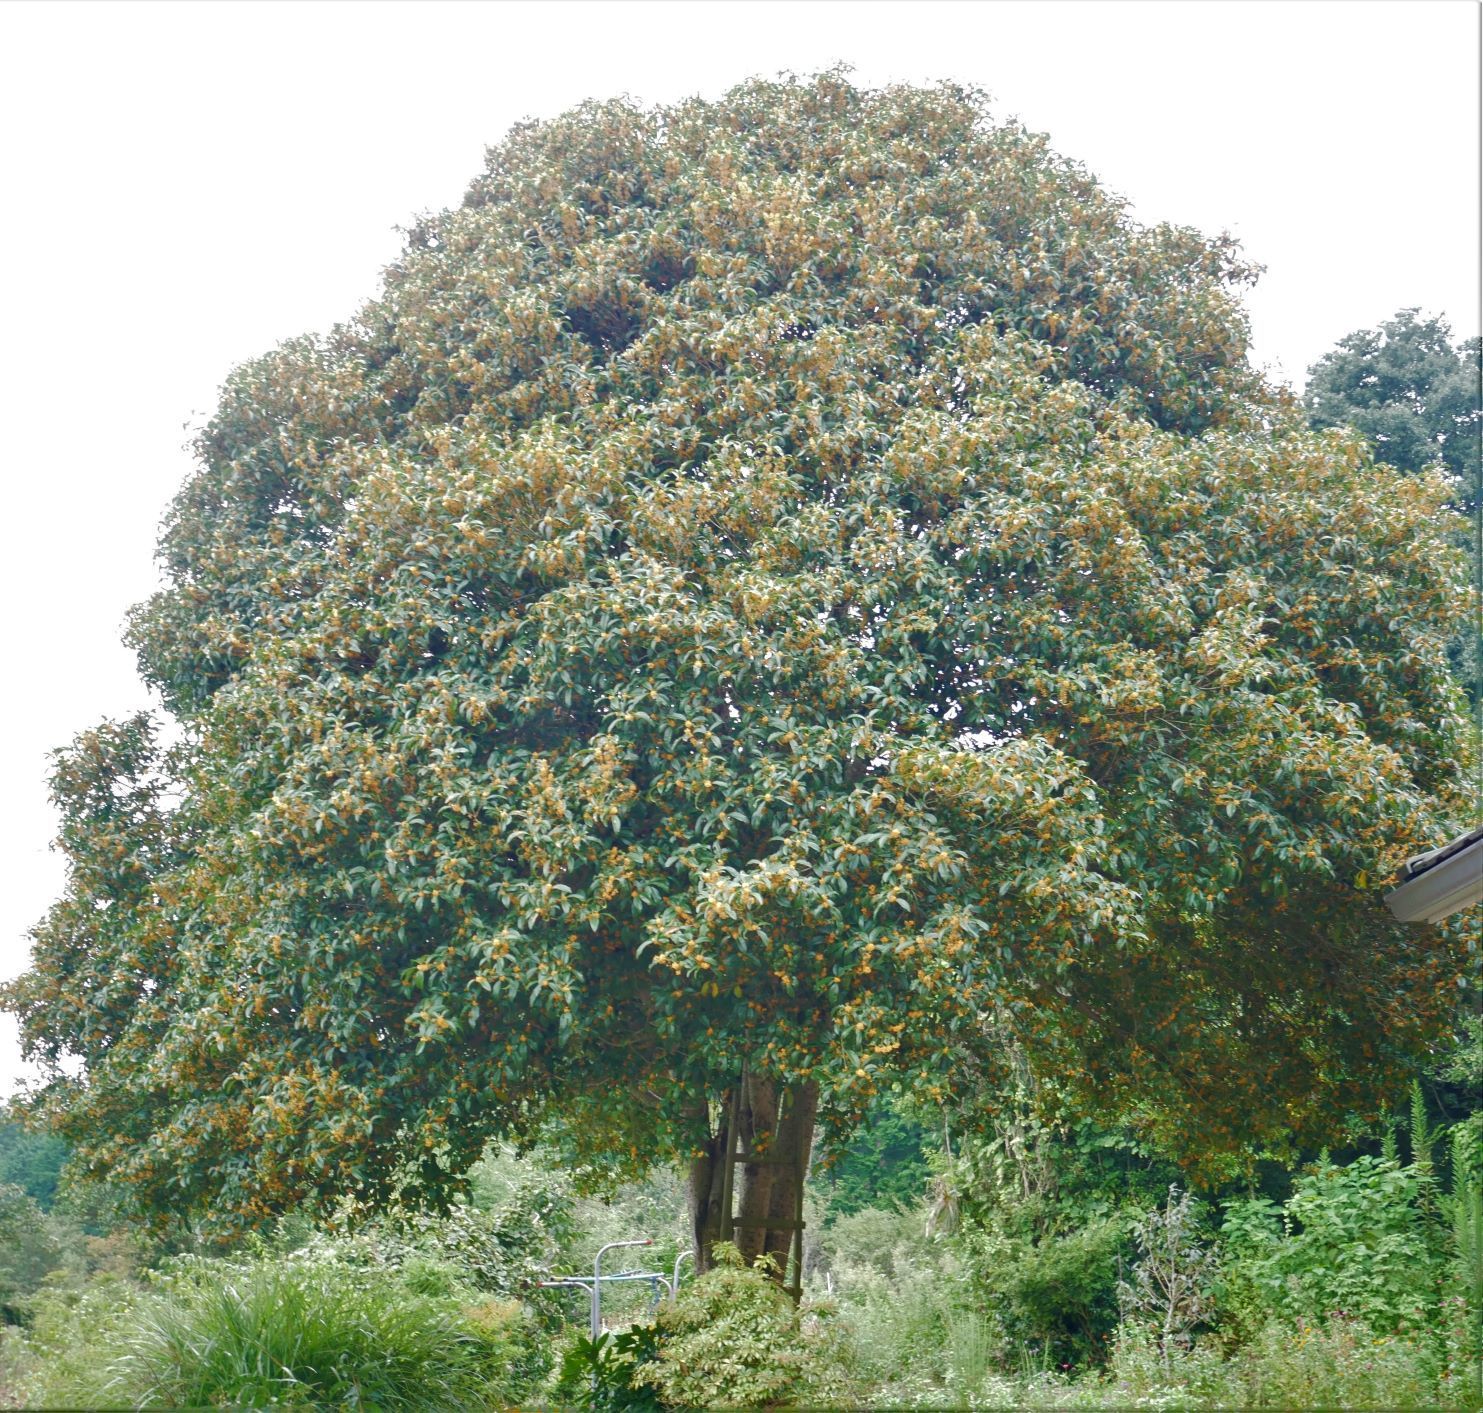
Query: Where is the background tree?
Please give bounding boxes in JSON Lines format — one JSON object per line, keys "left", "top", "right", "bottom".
{"left": 816, "top": 1095, "right": 933, "bottom": 1219}
{"left": 0, "top": 1114, "right": 67, "bottom": 1209}
{"left": 4, "top": 74, "right": 1474, "bottom": 1269}
{"left": 1304, "top": 309, "right": 1481, "bottom": 518}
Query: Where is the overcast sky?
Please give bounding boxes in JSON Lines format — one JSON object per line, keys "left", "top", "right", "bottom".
{"left": 1, "top": 0, "right": 1478, "bottom": 1099}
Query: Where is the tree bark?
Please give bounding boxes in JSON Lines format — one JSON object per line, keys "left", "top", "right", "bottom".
{"left": 687, "top": 1107, "right": 728, "bottom": 1269}
{"left": 686, "top": 1074, "right": 818, "bottom": 1288}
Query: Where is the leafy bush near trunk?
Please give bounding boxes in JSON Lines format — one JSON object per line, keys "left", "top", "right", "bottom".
{"left": 631, "top": 1244, "right": 858, "bottom": 1408}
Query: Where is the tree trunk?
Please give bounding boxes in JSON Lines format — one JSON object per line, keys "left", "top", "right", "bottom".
{"left": 686, "top": 1074, "right": 818, "bottom": 1290}
{"left": 687, "top": 1108, "right": 728, "bottom": 1268}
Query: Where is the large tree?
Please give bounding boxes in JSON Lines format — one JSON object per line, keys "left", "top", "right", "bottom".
{"left": 6, "top": 75, "right": 1474, "bottom": 1268}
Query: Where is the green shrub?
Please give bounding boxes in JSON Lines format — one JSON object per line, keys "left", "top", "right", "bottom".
{"left": 963, "top": 1319, "right": 1462, "bottom": 1411}
{"left": 0, "top": 1188, "right": 55, "bottom": 1324}
{"left": 961, "top": 1213, "right": 1126, "bottom": 1369}
{"left": 834, "top": 1258, "right": 969, "bottom": 1393}
{"left": 461, "top": 1295, "right": 552, "bottom": 1399}
{"left": 826, "top": 1203, "right": 1123, "bottom": 1395}
{"left": 823, "top": 1202, "right": 933, "bottom": 1282}
{"left": 25, "top": 1251, "right": 542, "bottom": 1409}
{"left": 397, "top": 1252, "right": 476, "bottom": 1299}
{"left": 239, "top": 1157, "right": 578, "bottom": 1332}
{"left": 632, "top": 1244, "right": 858, "bottom": 1408}
{"left": 1224, "top": 1316, "right": 1448, "bottom": 1410}
{"left": 551, "top": 1326, "right": 665, "bottom": 1411}
{"left": 373, "top": 1168, "right": 575, "bottom": 1298}
{"left": 1221, "top": 1154, "right": 1443, "bottom": 1336}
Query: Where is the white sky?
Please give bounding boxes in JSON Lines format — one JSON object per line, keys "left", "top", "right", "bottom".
{"left": 1, "top": 0, "right": 1478, "bottom": 1100}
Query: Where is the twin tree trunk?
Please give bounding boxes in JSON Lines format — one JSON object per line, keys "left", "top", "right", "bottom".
{"left": 686, "top": 1075, "right": 818, "bottom": 1286}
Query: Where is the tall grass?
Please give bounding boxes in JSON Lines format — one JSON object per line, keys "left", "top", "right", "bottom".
{"left": 30, "top": 1255, "right": 523, "bottom": 1410}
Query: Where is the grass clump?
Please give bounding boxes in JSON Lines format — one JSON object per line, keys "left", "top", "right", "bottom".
{"left": 26, "top": 1250, "right": 537, "bottom": 1410}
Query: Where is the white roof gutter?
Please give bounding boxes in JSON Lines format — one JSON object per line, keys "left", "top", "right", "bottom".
{"left": 1385, "top": 823, "right": 1483, "bottom": 923}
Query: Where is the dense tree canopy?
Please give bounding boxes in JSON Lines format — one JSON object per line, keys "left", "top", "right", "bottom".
{"left": 1304, "top": 308, "right": 1481, "bottom": 518}
{"left": 0, "top": 1119, "right": 67, "bottom": 1210}
{"left": 1304, "top": 309, "right": 1481, "bottom": 709}
{"left": 6, "top": 74, "right": 1474, "bottom": 1235}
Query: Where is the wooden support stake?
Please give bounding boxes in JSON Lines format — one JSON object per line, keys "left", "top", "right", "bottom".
{"left": 789, "top": 1100, "right": 806, "bottom": 1304}
{"left": 717, "top": 1066, "right": 742, "bottom": 1247}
